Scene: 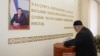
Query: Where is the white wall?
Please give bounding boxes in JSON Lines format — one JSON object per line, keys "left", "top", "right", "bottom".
{"left": 0, "top": 0, "right": 79, "bottom": 56}
{"left": 89, "top": 0, "right": 98, "bottom": 36}
{"left": 79, "top": 0, "right": 99, "bottom": 36}
{"left": 98, "top": 4, "right": 100, "bottom": 35}
{"left": 78, "top": 0, "right": 90, "bottom": 27}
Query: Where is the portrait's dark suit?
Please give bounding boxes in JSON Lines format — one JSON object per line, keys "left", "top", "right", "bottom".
{"left": 11, "top": 14, "right": 27, "bottom": 26}
{"left": 64, "top": 27, "right": 97, "bottom": 56}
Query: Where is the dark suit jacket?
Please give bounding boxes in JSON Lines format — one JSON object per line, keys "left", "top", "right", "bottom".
{"left": 64, "top": 27, "right": 97, "bottom": 56}
{"left": 11, "top": 14, "right": 27, "bottom": 26}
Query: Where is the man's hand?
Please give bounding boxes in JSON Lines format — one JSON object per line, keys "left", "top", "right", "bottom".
{"left": 13, "top": 21, "right": 20, "bottom": 26}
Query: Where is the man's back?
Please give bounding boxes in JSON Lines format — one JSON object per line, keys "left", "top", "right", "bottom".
{"left": 64, "top": 27, "right": 97, "bottom": 56}
{"left": 75, "top": 27, "right": 97, "bottom": 56}
{"left": 64, "top": 20, "right": 97, "bottom": 56}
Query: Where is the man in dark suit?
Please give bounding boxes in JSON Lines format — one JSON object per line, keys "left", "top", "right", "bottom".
{"left": 64, "top": 20, "right": 97, "bottom": 56}
{"left": 11, "top": 8, "right": 27, "bottom": 26}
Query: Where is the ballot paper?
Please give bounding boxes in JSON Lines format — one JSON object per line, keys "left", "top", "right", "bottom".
{"left": 64, "top": 37, "right": 72, "bottom": 42}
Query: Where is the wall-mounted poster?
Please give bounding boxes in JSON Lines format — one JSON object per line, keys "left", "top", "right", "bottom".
{"left": 7, "top": 0, "right": 77, "bottom": 44}
{"left": 9, "top": 0, "right": 30, "bottom": 30}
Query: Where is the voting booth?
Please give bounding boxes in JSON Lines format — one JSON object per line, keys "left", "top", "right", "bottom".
{"left": 54, "top": 43, "right": 75, "bottom": 56}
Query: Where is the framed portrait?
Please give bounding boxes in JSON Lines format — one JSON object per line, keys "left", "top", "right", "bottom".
{"left": 9, "top": 0, "right": 30, "bottom": 30}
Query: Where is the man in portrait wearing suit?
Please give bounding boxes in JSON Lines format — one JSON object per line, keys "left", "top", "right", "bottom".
{"left": 64, "top": 20, "right": 97, "bottom": 56}
{"left": 11, "top": 8, "right": 27, "bottom": 26}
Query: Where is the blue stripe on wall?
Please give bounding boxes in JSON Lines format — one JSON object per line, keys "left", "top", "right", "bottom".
{"left": 14, "top": 0, "right": 18, "bottom": 10}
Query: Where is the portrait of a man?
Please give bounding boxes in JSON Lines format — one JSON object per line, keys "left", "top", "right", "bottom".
{"left": 9, "top": 0, "right": 29, "bottom": 30}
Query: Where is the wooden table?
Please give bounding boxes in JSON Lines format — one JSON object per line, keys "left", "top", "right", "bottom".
{"left": 54, "top": 43, "right": 75, "bottom": 56}
{"left": 9, "top": 25, "right": 29, "bottom": 30}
